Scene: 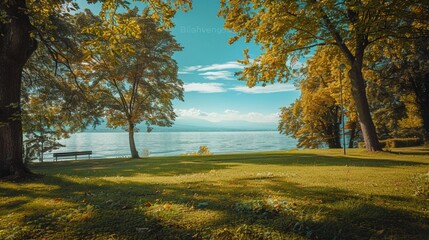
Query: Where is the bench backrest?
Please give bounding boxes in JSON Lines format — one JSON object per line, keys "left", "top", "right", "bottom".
{"left": 53, "top": 151, "right": 92, "bottom": 157}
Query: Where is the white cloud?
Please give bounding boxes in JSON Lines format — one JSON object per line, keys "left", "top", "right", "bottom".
{"left": 224, "top": 109, "right": 239, "bottom": 114}
{"left": 199, "top": 71, "right": 234, "bottom": 80}
{"left": 183, "top": 82, "right": 226, "bottom": 93}
{"left": 181, "top": 61, "right": 244, "bottom": 74}
{"left": 176, "top": 108, "right": 202, "bottom": 117}
{"left": 230, "top": 84, "right": 297, "bottom": 94}
{"left": 175, "top": 108, "right": 279, "bottom": 123}
{"left": 182, "top": 65, "right": 203, "bottom": 71}
{"left": 197, "top": 61, "right": 244, "bottom": 71}
{"left": 178, "top": 71, "right": 191, "bottom": 75}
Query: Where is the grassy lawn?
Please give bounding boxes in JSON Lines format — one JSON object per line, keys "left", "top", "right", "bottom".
{"left": 1, "top": 147, "right": 429, "bottom": 239}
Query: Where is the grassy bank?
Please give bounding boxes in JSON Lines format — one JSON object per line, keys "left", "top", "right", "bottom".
{"left": 1, "top": 148, "right": 429, "bottom": 239}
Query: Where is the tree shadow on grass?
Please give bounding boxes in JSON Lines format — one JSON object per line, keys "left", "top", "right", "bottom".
{"left": 292, "top": 202, "right": 429, "bottom": 239}
{"left": 1, "top": 174, "right": 429, "bottom": 239}
{"left": 31, "top": 157, "right": 236, "bottom": 178}
{"left": 29, "top": 152, "right": 428, "bottom": 179}
{"left": 178, "top": 177, "right": 429, "bottom": 239}
{"left": 212, "top": 153, "right": 427, "bottom": 167}
{"left": 387, "top": 149, "right": 429, "bottom": 156}
{"left": 0, "top": 176, "right": 202, "bottom": 239}
{"left": 258, "top": 178, "right": 429, "bottom": 239}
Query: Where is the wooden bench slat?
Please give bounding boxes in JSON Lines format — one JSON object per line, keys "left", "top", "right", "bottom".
{"left": 53, "top": 151, "right": 92, "bottom": 156}
{"left": 53, "top": 151, "right": 92, "bottom": 161}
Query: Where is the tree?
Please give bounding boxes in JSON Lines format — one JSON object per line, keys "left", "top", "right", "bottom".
{"left": 364, "top": 67, "right": 409, "bottom": 139}
{"left": 0, "top": 0, "right": 37, "bottom": 177}
{"left": 77, "top": 10, "right": 183, "bottom": 158}
{"left": 21, "top": 43, "right": 100, "bottom": 163}
{"left": 0, "top": 0, "right": 190, "bottom": 178}
{"left": 279, "top": 36, "right": 426, "bottom": 149}
{"left": 370, "top": 38, "right": 429, "bottom": 142}
{"left": 279, "top": 46, "right": 359, "bottom": 148}
{"left": 219, "top": 0, "right": 428, "bottom": 151}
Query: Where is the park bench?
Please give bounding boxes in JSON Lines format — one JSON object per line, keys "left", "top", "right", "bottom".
{"left": 53, "top": 151, "right": 92, "bottom": 161}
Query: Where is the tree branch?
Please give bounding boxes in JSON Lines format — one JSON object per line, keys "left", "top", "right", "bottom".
{"left": 319, "top": 8, "right": 355, "bottom": 63}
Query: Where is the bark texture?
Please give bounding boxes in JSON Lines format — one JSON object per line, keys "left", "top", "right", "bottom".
{"left": 418, "top": 72, "right": 429, "bottom": 143}
{"left": 0, "top": 0, "right": 36, "bottom": 178}
{"left": 348, "top": 122, "right": 358, "bottom": 148}
{"left": 128, "top": 123, "right": 139, "bottom": 158}
{"left": 348, "top": 63, "right": 382, "bottom": 151}
{"left": 326, "top": 106, "right": 341, "bottom": 149}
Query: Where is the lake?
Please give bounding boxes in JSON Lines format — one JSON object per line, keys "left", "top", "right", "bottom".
{"left": 46, "top": 131, "right": 297, "bottom": 161}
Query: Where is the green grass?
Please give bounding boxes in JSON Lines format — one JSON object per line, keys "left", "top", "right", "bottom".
{"left": 1, "top": 147, "right": 429, "bottom": 239}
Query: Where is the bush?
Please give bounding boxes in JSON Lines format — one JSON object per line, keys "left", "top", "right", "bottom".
{"left": 182, "top": 145, "right": 213, "bottom": 156}
{"left": 384, "top": 138, "right": 423, "bottom": 148}
{"left": 358, "top": 141, "right": 386, "bottom": 149}
{"left": 141, "top": 149, "right": 150, "bottom": 157}
{"left": 197, "top": 145, "right": 212, "bottom": 155}
{"left": 358, "top": 138, "right": 423, "bottom": 149}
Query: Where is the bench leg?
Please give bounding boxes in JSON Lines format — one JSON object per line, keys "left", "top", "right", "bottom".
{"left": 75, "top": 155, "right": 77, "bottom": 160}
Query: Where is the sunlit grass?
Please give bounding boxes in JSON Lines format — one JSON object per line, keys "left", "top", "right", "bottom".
{"left": 1, "top": 147, "right": 429, "bottom": 239}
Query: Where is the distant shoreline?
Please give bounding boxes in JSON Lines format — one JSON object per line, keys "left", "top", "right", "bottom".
{"left": 82, "top": 129, "right": 278, "bottom": 133}
{"left": 49, "top": 131, "right": 296, "bottom": 160}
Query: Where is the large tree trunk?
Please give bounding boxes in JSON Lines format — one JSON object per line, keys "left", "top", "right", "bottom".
{"left": 0, "top": 0, "right": 36, "bottom": 178}
{"left": 348, "top": 63, "right": 382, "bottom": 151}
{"left": 327, "top": 139, "right": 341, "bottom": 148}
{"left": 419, "top": 72, "right": 429, "bottom": 144}
{"left": 128, "top": 122, "right": 139, "bottom": 158}
{"left": 348, "top": 121, "right": 357, "bottom": 148}
{"left": 322, "top": 6, "right": 381, "bottom": 152}
{"left": 325, "top": 106, "right": 341, "bottom": 148}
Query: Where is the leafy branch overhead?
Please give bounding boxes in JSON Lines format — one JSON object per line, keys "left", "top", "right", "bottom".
{"left": 219, "top": 0, "right": 427, "bottom": 87}
{"left": 219, "top": 0, "right": 428, "bottom": 151}
{"left": 0, "top": 0, "right": 191, "bottom": 177}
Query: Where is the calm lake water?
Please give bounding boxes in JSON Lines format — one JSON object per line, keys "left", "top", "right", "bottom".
{"left": 46, "top": 131, "right": 297, "bottom": 161}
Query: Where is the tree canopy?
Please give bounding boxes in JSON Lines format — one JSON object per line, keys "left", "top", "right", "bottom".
{"left": 76, "top": 9, "right": 183, "bottom": 158}
{"left": 279, "top": 46, "right": 359, "bottom": 149}
{"left": 0, "top": 0, "right": 190, "bottom": 178}
{"left": 219, "top": 0, "right": 428, "bottom": 151}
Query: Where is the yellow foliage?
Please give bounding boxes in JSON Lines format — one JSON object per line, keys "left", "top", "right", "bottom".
{"left": 399, "top": 95, "right": 423, "bottom": 129}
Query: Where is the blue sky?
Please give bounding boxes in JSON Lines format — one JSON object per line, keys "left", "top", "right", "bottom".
{"left": 77, "top": 0, "right": 301, "bottom": 127}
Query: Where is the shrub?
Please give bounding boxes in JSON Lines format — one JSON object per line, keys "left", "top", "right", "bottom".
{"left": 141, "top": 149, "right": 150, "bottom": 157}
{"left": 182, "top": 145, "right": 213, "bottom": 156}
{"left": 384, "top": 138, "right": 423, "bottom": 148}
{"left": 197, "top": 145, "right": 212, "bottom": 155}
{"left": 358, "top": 138, "right": 423, "bottom": 149}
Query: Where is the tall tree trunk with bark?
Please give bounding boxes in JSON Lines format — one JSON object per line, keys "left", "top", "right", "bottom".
{"left": 128, "top": 122, "right": 139, "bottom": 158}
{"left": 0, "top": 0, "right": 36, "bottom": 178}
{"left": 322, "top": 7, "right": 382, "bottom": 152}
{"left": 348, "top": 122, "right": 357, "bottom": 148}
{"left": 348, "top": 62, "right": 382, "bottom": 151}
{"left": 325, "top": 106, "right": 341, "bottom": 148}
{"left": 418, "top": 72, "right": 429, "bottom": 144}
